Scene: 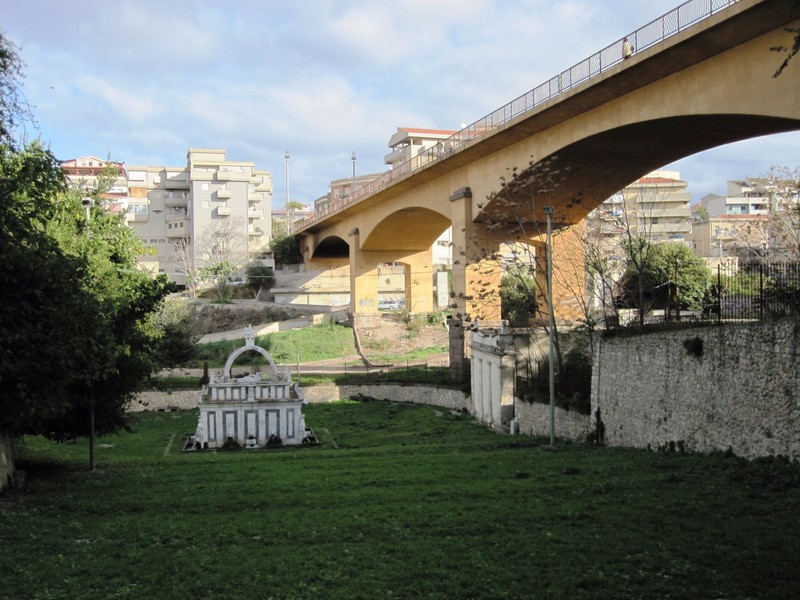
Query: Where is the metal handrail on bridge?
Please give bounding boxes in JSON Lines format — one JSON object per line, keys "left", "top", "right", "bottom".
{"left": 293, "top": 0, "right": 740, "bottom": 234}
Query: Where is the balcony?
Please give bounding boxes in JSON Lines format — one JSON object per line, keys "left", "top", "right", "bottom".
{"left": 248, "top": 225, "right": 264, "bottom": 236}
{"left": 189, "top": 168, "right": 214, "bottom": 181}
{"left": 164, "top": 175, "right": 189, "bottom": 189}
{"left": 649, "top": 222, "right": 692, "bottom": 235}
{"left": 215, "top": 170, "right": 250, "bottom": 182}
{"left": 248, "top": 193, "right": 262, "bottom": 204}
{"left": 248, "top": 208, "right": 264, "bottom": 220}
{"left": 166, "top": 210, "right": 188, "bottom": 222}
{"left": 165, "top": 194, "right": 188, "bottom": 208}
{"left": 216, "top": 206, "right": 232, "bottom": 217}
{"left": 216, "top": 189, "right": 232, "bottom": 200}
{"left": 254, "top": 179, "right": 273, "bottom": 194}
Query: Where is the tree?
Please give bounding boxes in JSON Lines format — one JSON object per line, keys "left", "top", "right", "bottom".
{"left": 500, "top": 271, "right": 538, "bottom": 327}
{"left": 453, "top": 156, "right": 573, "bottom": 370}
{"left": 0, "top": 31, "right": 33, "bottom": 147}
{"left": 271, "top": 233, "right": 303, "bottom": 265}
{"left": 149, "top": 298, "right": 198, "bottom": 370}
{"left": 247, "top": 264, "right": 276, "bottom": 299}
{"left": 0, "top": 142, "right": 174, "bottom": 441}
{"left": 764, "top": 165, "right": 800, "bottom": 260}
{"left": 620, "top": 242, "right": 711, "bottom": 320}
{"left": 172, "top": 236, "right": 199, "bottom": 297}
{"left": 771, "top": 1, "right": 800, "bottom": 77}
{"left": 195, "top": 217, "right": 248, "bottom": 302}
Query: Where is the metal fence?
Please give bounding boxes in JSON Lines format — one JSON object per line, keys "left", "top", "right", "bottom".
{"left": 710, "top": 261, "right": 800, "bottom": 323}
{"left": 516, "top": 259, "right": 799, "bottom": 408}
{"left": 610, "top": 261, "right": 800, "bottom": 326}
{"left": 294, "top": 0, "right": 740, "bottom": 233}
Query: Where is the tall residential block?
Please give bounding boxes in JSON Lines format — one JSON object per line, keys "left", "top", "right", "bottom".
{"left": 62, "top": 149, "right": 273, "bottom": 287}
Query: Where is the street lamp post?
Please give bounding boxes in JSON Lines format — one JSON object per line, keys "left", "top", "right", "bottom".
{"left": 543, "top": 206, "right": 556, "bottom": 447}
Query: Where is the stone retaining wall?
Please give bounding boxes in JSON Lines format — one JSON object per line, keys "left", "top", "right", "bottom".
{"left": 132, "top": 385, "right": 470, "bottom": 413}
{"left": 130, "top": 390, "right": 200, "bottom": 412}
{"left": 513, "top": 400, "right": 590, "bottom": 441}
{"left": 593, "top": 319, "right": 800, "bottom": 460}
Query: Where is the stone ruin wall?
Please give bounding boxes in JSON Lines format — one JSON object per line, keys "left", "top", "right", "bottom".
{"left": 593, "top": 318, "right": 800, "bottom": 460}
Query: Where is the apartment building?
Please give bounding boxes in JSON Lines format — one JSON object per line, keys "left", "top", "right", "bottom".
{"left": 700, "top": 178, "right": 772, "bottom": 217}
{"left": 589, "top": 170, "right": 692, "bottom": 244}
{"left": 62, "top": 149, "right": 273, "bottom": 287}
{"left": 687, "top": 214, "right": 770, "bottom": 261}
{"left": 383, "top": 127, "right": 459, "bottom": 167}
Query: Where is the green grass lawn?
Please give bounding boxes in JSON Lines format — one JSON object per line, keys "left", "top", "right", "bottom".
{"left": 4, "top": 402, "right": 800, "bottom": 599}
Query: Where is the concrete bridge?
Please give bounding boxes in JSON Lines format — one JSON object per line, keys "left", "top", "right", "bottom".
{"left": 293, "top": 0, "right": 800, "bottom": 325}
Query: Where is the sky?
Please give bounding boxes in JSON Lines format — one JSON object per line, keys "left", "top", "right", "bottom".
{"left": 4, "top": 0, "right": 800, "bottom": 207}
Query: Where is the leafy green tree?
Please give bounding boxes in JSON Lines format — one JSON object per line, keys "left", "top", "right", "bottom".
{"left": 247, "top": 264, "right": 276, "bottom": 299}
{"left": 500, "top": 272, "right": 538, "bottom": 327}
{"left": 200, "top": 260, "right": 237, "bottom": 303}
{"left": 271, "top": 233, "right": 303, "bottom": 265}
{"left": 0, "top": 32, "right": 33, "bottom": 147}
{"left": 149, "top": 298, "right": 198, "bottom": 369}
{"left": 621, "top": 242, "right": 711, "bottom": 318}
{"left": 0, "top": 142, "right": 174, "bottom": 441}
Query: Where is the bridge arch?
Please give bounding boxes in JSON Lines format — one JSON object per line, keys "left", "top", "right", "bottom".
{"left": 361, "top": 206, "right": 451, "bottom": 252}
{"left": 308, "top": 234, "right": 349, "bottom": 261}
{"left": 485, "top": 113, "right": 800, "bottom": 226}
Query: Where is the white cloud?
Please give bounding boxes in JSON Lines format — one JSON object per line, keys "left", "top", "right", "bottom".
{"left": 4, "top": 0, "right": 799, "bottom": 204}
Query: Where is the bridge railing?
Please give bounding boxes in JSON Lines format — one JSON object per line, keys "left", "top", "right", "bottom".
{"left": 293, "top": 0, "right": 740, "bottom": 234}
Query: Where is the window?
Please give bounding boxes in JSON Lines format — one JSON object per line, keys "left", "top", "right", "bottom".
{"left": 202, "top": 183, "right": 210, "bottom": 191}
{"left": 129, "top": 204, "right": 148, "bottom": 215}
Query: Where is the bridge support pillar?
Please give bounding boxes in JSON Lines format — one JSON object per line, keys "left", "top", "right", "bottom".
{"left": 449, "top": 187, "right": 502, "bottom": 323}
{"left": 348, "top": 231, "right": 381, "bottom": 328}
{"left": 547, "top": 223, "right": 586, "bottom": 323}
{"left": 401, "top": 248, "right": 434, "bottom": 313}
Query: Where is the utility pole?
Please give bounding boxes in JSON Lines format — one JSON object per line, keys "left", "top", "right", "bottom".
{"left": 284, "top": 150, "right": 290, "bottom": 235}
{"left": 544, "top": 206, "right": 556, "bottom": 447}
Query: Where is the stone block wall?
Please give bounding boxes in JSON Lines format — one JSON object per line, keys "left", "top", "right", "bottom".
{"left": 593, "top": 319, "right": 800, "bottom": 459}
{"left": 129, "top": 390, "right": 200, "bottom": 412}
{"left": 513, "top": 401, "right": 590, "bottom": 441}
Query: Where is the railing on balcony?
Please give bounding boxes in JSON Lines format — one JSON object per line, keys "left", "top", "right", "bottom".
{"left": 248, "top": 208, "right": 264, "bottom": 220}
{"left": 293, "top": 0, "right": 741, "bottom": 234}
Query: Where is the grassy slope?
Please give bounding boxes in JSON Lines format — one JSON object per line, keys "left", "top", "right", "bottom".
{"left": 4, "top": 404, "right": 800, "bottom": 600}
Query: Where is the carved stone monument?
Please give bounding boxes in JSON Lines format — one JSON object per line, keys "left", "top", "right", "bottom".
{"left": 190, "top": 327, "right": 309, "bottom": 449}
